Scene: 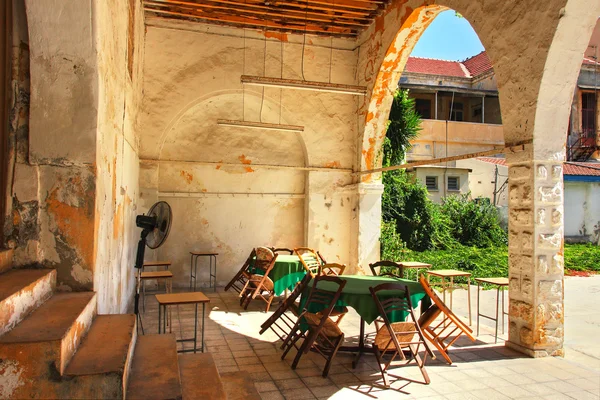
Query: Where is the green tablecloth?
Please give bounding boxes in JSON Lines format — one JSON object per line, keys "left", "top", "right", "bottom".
{"left": 301, "top": 275, "right": 430, "bottom": 324}
{"left": 250, "top": 255, "right": 306, "bottom": 296}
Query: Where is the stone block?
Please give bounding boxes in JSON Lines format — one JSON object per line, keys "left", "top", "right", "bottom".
{"left": 536, "top": 165, "right": 547, "bottom": 180}
{"left": 536, "top": 302, "right": 563, "bottom": 325}
{"left": 510, "top": 209, "right": 533, "bottom": 226}
{"left": 539, "top": 279, "right": 562, "bottom": 299}
{"left": 509, "top": 165, "right": 531, "bottom": 180}
{"left": 536, "top": 255, "right": 548, "bottom": 274}
{"left": 537, "top": 326, "right": 563, "bottom": 348}
{"left": 520, "top": 326, "right": 533, "bottom": 345}
{"left": 537, "top": 183, "right": 562, "bottom": 203}
{"left": 521, "top": 232, "right": 533, "bottom": 250}
{"left": 537, "top": 208, "right": 546, "bottom": 225}
{"left": 509, "top": 254, "right": 533, "bottom": 274}
{"left": 538, "top": 232, "right": 561, "bottom": 249}
{"left": 510, "top": 300, "right": 534, "bottom": 322}
{"left": 509, "top": 277, "right": 520, "bottom": 292}
{"left": 551, "top": 208, "right": 562, "bottom": 226}
{"left": 551, "top": 165, "right": 562, "bottom": 180}
{"left": 522, "top": 278, "right": 533, "bottom": 296}
{"left": 552, "top": 254, "right": 564, "bottom": 273}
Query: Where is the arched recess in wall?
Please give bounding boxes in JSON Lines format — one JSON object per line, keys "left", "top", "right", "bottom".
{"left": 151, "top": 89, "right": 310, "bottom": 286}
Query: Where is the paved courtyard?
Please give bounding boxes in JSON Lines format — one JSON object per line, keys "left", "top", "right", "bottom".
{"left": 139, "top": 275, "right": 600, "bottom": 399}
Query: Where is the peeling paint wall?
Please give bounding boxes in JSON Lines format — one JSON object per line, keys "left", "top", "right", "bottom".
{"left": 139, "top": 19, "right": 358, "bottom": 284}
{"left": 93, "top": 0, "right": 145, "bottom": 313}
{"left": 8, "top": 0, "right": 144, "bottom": 313}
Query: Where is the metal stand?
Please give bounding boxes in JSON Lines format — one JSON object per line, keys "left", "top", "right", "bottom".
{"left": 189, "top": 252, "right": 218, "bottom": 292}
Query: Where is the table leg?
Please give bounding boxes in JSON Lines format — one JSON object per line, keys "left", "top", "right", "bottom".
{"left": 194, "top": 303, "right": 198, "bottom": 354}
{"left": 467, "top": 277, "right": 472, "bottom": 326}
{"left": 352, "top": 318, "right": 365, "bottom": 369}
{"left": 189, "top": 254, "right": 194, "bottom": 291}
{"left": 502, "top": 287, "right": 505, "bottom": 334}
{"left": 202, "top": 303, "right": 206, "bottom": 353}
{"left": 477, "top": 282, "right": 481, "bottom": 336}
{"left": 495, "top": 285, "right": 500, "bottom": 344}
{"left": 214, "top": 255, "right": 217, "bottom": 292}
{"left": 158, "top": 304, "right": 162, "bottom": 334}
{"left": 194, "top": 256, "right": 199, "bottom": 291}
{"left": 450, "top": 277, "right": 454, "bottom": 310}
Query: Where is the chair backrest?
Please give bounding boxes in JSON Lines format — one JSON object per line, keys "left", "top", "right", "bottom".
{"left": 272, "top": 247, "right": 294, "bottom": 255}
{"left": 369, "top": 283, "right": 434, "bottom": 357}
{"left": 419, "top": 275, "right": 474, "bottom": 337}
{"left": 259, "top": 273, "right": 312, "bottom": 335}
{"left": 317, "top": 251, "right": 327, "bottom": 264}
{"left": 294, "top": 247, "right": 322, "bottom": 277}
{"left": 224, "top": 248, "right": 256, "bottom": 292}
{"left": 369, "top": 260, "right": 403, "bottom": 277}
{"left": 302, "top": 275, "right": 346, "bottom": 319}
{"left": 254, "top": 246, "right": 276, "bottom": 274}
{"left": 320, "top": 263, "right": 346, "bottom": 276}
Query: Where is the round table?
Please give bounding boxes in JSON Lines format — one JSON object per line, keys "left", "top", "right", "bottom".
{"left": 251, "top": 254, "right": 306, "bottom": 296}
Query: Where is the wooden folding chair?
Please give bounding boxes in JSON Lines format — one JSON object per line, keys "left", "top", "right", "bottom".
{"left": 369, "top": 283, "right": 434, "bottom": 387}
{"left": 271, "top": 247, "right": 294, "bottom": 255}
{"left": 369, "top": 260, "right": 403, "bottom": 277}
{"left": 320, "top": 263, "right": 346, "bottom": 276}
{"left": 294, "top": 247, "right": 322, "bottom": 277}
{"left": 316, "top": 251, "right": 327, "bottom": 264}
{"left": 239, "top": 247, "right": 278, "bottom": 312}
{"left": 418, "top": 275, "right": 476, "bottom": 364}
{"left": 259, "top": 273, "right": 312, "bottom": 341}
{"left": 281, "top": 275, "right": 347, "bottom": 377}
{"left": 224, "top": 249, "right": 255, "bottom": 294}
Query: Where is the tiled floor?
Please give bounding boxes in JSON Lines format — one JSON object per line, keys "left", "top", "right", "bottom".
{"left": 138, "top": 286, "right": 600, "bottom": 400}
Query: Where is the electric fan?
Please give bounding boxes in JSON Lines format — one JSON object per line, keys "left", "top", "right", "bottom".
{"left": 134, "top": 201, "right": 173, "bottom": 333}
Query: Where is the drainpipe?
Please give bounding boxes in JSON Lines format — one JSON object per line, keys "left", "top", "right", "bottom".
{"left": 482, "top": 95, "right": 485, "bottom": 123}
{"left": 434, "top": 91, "right": 438, "bottom": 120}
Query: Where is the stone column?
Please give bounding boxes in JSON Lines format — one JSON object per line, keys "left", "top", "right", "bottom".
{"left": 347, "top": 181, "right": 385, "bottom": 275}
{"left": 506, "top": 156, "right": 564, "bottom": 357}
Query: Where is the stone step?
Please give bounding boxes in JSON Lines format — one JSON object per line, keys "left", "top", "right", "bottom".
{"left": 179, "top": 353, "right": 226, "bottom": 400}
{"left": 0, "top": 292, "right": 97, "bottom": 399}
{"left": 220, "top": 371, "right": 261, "bottom": 400}
{"left": 0, "top": 268, "right": 56, "bottom": 335}
{"left": 0, "top": 248, "right": 13, "bottom": 274}
{"left": 127, "top": 334, "right": 182, "bottom": 400}
{"left": 60, "top": 314, "right": 137, "bottom": 399}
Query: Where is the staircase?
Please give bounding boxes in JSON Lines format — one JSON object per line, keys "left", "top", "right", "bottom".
{"left": 0, "top": 250, "right": 256, "bottom": 399}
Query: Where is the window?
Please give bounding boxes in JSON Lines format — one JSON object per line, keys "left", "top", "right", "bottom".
{"left": 450, "top": 102, "right": 463, "bottom": 121}
{"left": 415, "top": 99, "right": 432, "bottom": 119}
{"left": 447, "top": 176, "right": 460, "bottom": 191}
{"left": 582, "top": 92, "right": 597, "bottom": 138}
{"left": 425, "top": 176, "right": 438, "bottom": 191}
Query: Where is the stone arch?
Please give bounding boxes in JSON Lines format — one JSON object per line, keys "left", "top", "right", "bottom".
{"left": 357, "top": 0, "right": 576, "bottom": 180}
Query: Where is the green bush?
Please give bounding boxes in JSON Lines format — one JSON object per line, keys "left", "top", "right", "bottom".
{"left": 564, "top": 243, "right": 600, "bottom": 272}
{"left": 440, "top": 194, "right": 507, "bottom": 248}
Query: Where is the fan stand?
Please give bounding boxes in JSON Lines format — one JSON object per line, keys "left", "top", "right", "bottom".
{"left": 134, "top": 229, "right": 150, "bottom": 335}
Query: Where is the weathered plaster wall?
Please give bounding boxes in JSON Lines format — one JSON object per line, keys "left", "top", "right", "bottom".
{"left": 18, "top": 0, "right": 99, "bottom": 291}
{"left": 456, "top": 159, "right": 509, "bottom": 207}
{"left": 93, "top": 0, "right": 145, "bottom": 313}
{"left": 139, "top": 19, "right": 358, "bottom": 283}
{"left": 411, "top": 166, "right": 470, "bottom": 203}
{"left": 9, "top": 0, "right": 144, "bottom": 313}
{"left": 563, "top": 181, "right": 600, "bottom": 240}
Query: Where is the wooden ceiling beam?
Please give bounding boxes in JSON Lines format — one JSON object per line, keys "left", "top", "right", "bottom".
{"left": 145, "top": 8, "right": 357, "bottom": 37}
{"left": 152, "top": 0, "right": 372, "bottom": 22}
{"left": 148, "top": 1, "right": 370, "bottom": 27}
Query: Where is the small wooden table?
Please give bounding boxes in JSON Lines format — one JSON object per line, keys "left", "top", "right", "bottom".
{"left": 156, "top": 292, "right": 210, "bottom": 353}
{"left": 190, "top": 252, "right": 218, "bottom": 292}
{"left": 398, "top": 261, "right": 431, "bottom": 280}
{"left": 426, "top": 269, "right": 472, "bottom": 325}
{"left": 143, "top": 261, "right": 171, "bottom": 270}
{"left": 475, "top": 277, "right": 508, "bottom": 343}
{"left": 140, "top": 270, "right": 173, "bottom": 312}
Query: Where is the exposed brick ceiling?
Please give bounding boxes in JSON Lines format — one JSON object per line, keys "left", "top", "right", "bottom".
{"left": 143, "top": 0, "right": 392, "bottom": 38}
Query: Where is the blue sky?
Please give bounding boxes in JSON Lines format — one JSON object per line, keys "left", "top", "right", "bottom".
{"left": 410, "top": 10, "right": 485, "bottom": 61}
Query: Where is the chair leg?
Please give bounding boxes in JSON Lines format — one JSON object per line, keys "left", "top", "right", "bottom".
{"left": 410, "top": 344, "right": 431, "bottom": 384}
{"left": 282, "top": 331, "right": 303, "bottom": 360}
{"left": 291, "top": 334, "right": 310, "bottom": 370}
{"left": 373, "top": 345, "right": 389, "bottom": 387}
{"left": 322, "top": 334, "right": 344, "bottom": 378}
{"left": 265, "top": 293, "right": 274, "bottom": 313}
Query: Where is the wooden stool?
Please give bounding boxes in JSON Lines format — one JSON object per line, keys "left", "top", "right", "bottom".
{"left": 475, "top": 277, "right": 509, "bottom": 343}
{"left": 156, "top": 292, "right": 210, "bottom": 353}
{"left": 426, "top": 269, "right": 472, "bottom": 326}
{"left": 190, "top": 252, "right": 218, "bottom": 292}
{"left": 141, "top": 270, "right": 173, "bottom": 312}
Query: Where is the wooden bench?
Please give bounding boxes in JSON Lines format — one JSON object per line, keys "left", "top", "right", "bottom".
{"left": 179, "top": 353, "right": 226, "bottom": 400}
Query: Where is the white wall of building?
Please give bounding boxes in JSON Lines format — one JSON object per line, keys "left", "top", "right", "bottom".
{"left": 564, "top": 180, "right": 600, "bottom": 240}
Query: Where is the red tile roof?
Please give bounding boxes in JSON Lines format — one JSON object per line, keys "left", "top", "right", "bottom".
{"left": 462, "top": 52, "right": 493, "bottom": 78}
{"left": 405, "top": 57, "right": 468, "bottom": 78}
{"left": 583, "top": 57, "right": 600, "bottom": 66}
{"left": 476, "top": 157, "right": 600, "bottom": 176}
